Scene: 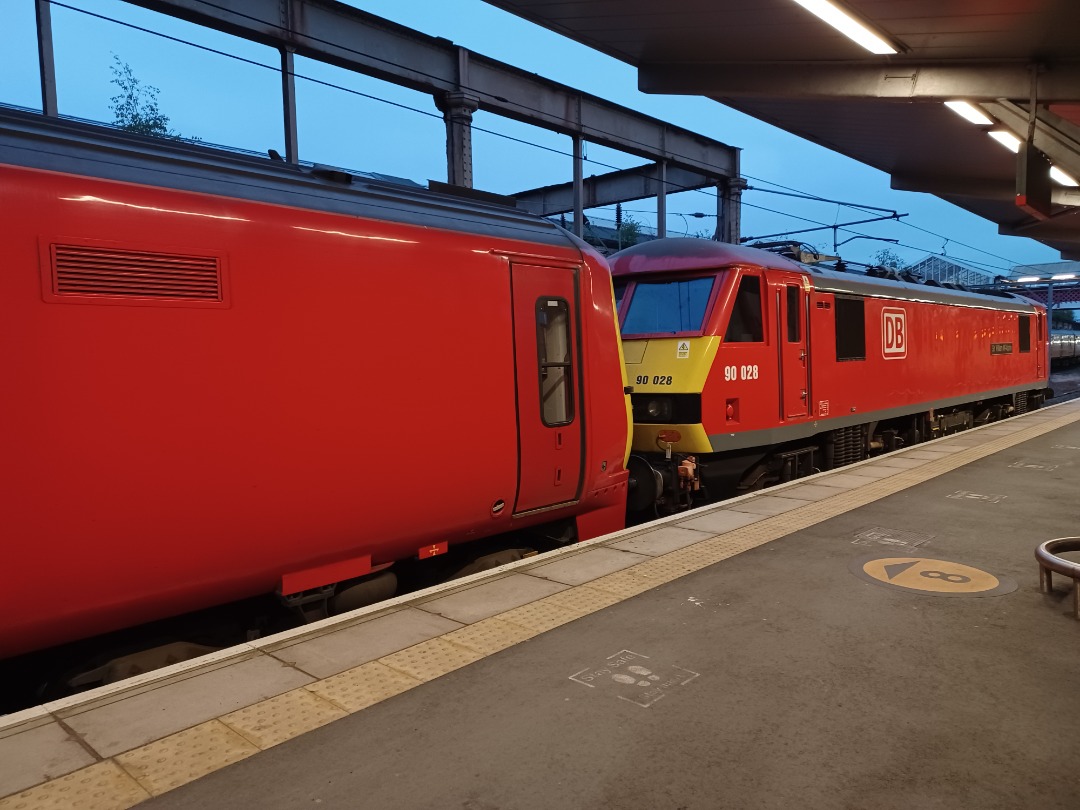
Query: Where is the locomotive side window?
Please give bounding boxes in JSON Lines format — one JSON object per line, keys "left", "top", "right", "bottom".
{"left": 786, "top": 284, "right": 801, "bottom": 342}
{"left": 724, "top": 275, "right": 764, "bottom": 343}
{"left": 614, "top": 280, "right": 629, "bottom": 313}
{"left": 834, "top": 296, "right": 866, "bottom": 361}
{"left": 536, "top": 298, "right": 574, "bottom": 426}
{"left": 1018, "top": 314, "right": 1031, "bottom": 353}
{"left": 621, "top": 277, "right": 715, "bottom": 336}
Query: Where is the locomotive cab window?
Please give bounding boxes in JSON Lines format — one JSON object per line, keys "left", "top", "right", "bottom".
{"left": 834, "top": 295, "right": 866, "bottom": 361}
{"left": 536, "top": 298, "right": 574, "bottom": 426}
{"left": 1018, "top": 314, "right": 1031, "bottom": 353}
{"left": 723, "top": 275, "right": 764, "bottom": 343}
{"left": 621, "top": 276, "right": 715, "bottom": 336}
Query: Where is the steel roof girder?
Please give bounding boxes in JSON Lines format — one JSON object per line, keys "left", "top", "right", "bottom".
{"left": 639, "top": 61, "right": 1080, "bottom": 102}
{"left": 513, "top": 164, "right": 716, "bottom": 216}
{"left": 121, "top": 0, "right": 738, "bottom": 178}
{"left": 891, "top": 174, "right": 1080, "bottom": 207}
{"left": 982, "top": 101, "right": 1080, "bottom": 183}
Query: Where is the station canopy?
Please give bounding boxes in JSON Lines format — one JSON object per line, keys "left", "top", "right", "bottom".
{"left": 483, "top": 1, "right": 1080, "bottom": 259}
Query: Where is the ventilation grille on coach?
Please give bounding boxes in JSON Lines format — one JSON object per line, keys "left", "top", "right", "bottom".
{"left": 51, "top": 244, "right": 223, "bottom": 302}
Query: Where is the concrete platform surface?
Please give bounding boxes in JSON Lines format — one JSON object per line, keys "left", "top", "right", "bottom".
{"left": 3, "top": 400, "right": 1080, "bottom": 810}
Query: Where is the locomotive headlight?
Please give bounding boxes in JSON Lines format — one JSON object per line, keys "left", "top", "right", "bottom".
{"left": 644, "top": 397, "right": 673, "bottom": 421}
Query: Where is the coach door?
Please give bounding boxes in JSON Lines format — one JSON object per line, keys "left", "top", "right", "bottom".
{"left": 511, "top": 263, "right": 583, "bottom": 514}
{"left": 773, "top": 273, "right": 810, "bottom": 419}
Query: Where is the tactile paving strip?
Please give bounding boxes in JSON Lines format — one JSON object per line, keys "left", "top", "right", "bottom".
{"left": 219, "top": 688, "right": 346, "bottom": 750}
{"left": 539, "top": 585, "right": 624, "bottom": 616}
{"left": 0, "top": 761, "right": 149, "bottom": 810}
{"left": 587, "top": 569, "right": 665, "bottom": 599}
{"left": 4, "top": 401, "right": 1078, "bottom": 809}
{"left": 113, "top": 721, "right": 257, "bottom": 796}
{"left": 495, "top": 599, "right": 583, "bottom": 633}
{"left": 443, "top": 617, "right": 540, "bottom": 656}
{"left": 378, "top": 637, "right": 485, "bottom": 682}
{"left": 306, "top": 661, "right": 420, "bottom": 713}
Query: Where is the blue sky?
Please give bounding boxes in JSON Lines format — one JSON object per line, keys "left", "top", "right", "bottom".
{"left": 2, "top": 0, "right": 1064, "bottom": 273}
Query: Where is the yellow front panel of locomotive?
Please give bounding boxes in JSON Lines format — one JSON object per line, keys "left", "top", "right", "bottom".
{"left": 624, "top": 336, "right": 720, "bottom": 454}
{"left": 623, "top": 336, "right": 720, "bottom": 393}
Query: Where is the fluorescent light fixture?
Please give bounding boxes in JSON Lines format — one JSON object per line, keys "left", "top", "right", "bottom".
{"left": 988, "top": 130, "right": 1022, "bottom": 153}
{"left": 789, "top": 0, "right": 898, "bottom": 54}
{"left": 1015, "top": 276, "right": 1041, "bottom": 283}
{"left": 1050, "top": 165, "right": 1079, "bottom": 186}
{"left": 1051, "top": 274, "right": 1077, "bottom": 280}
{"left": 945, "top": 101, "right": 992, "bottom": 126}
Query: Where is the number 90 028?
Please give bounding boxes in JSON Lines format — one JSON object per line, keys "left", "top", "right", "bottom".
{"left": 723, "top": 364, "right": 759, "bottom": 381}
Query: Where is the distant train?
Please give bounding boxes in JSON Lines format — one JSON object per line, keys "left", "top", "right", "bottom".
{"left": 1050, "top": 329, "right": 1080, "bottom": 367}
{"left": 0, "top": 109, "right": 630, "bottom": 661}
{"left": 611, "top": 239, "right": 1051, "bottom": 511}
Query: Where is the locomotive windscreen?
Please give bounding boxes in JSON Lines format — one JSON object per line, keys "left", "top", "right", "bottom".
{"left": 621, "top": 275, "right": 717, "bottom": 336}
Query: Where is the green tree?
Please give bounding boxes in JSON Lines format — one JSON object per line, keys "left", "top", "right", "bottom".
{"left": 872, "top": 247, "right": 905, "bottom": 270}
{"left": 617, "top": 214, "right": 642, "bottom": 247}
{"left": 109, "top": 56, "right": 184, "bottom": 138}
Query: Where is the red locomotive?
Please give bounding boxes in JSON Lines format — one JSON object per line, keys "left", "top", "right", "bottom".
{"left": 611, "top": 238, "right": 1051, "bottom": 511}
{"left": 0, "top": 110, "right": 630, "bottom": 661}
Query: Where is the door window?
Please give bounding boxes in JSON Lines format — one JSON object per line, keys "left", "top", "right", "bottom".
{"left": 536, "top": 298, "right": 573, "bottom": 426}
{"left": 786, "top": 284, "right": 801, "bottom": 342}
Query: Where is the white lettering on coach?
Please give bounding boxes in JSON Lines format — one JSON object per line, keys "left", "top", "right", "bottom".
{"left": 882, "top": 308, "right": 907, "bottom": 359}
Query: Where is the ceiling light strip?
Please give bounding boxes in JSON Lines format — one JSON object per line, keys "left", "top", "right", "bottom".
{"left": 789, "top": 0, "right": 898, "bottom": 55}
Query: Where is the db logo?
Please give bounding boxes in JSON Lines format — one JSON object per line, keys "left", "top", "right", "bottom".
{"left": 882, "top": 308, "right": 907, "bottom": 358}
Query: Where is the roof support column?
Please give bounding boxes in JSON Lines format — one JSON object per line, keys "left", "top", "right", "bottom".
{"left": 719, "top": 177, "right": 747, "bottom": 243}
{"left": 279, "top": 48, "right": 299, "bottom": 165}
{"left": 35, "top": 0, "right": 58, "bottom": 117}
{"left": 436, "top": 91, "right": 480, "bottom": 188}
{"left": 573, "top": 134, "right": 584, "bottom": 238}
{"left": 656, "top": 160, "right": 667, "bottom": 238}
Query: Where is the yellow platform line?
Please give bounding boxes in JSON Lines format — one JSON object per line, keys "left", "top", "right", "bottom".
{"left": 4, "top": 401, "right": 1079, "bottom": 810}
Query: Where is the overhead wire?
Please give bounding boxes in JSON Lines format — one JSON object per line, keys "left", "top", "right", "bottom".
{"left": 598, "top": 201, "right": 1015, "bottom": 273}
{"left": 43, "top": 0, "right": 1036, "bottom": 272}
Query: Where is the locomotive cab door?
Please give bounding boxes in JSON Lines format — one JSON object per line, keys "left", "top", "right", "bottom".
{"left": 510, "top": 263, "right": 583, "bottom": 514}
{"left": 771, "top": 272, "right": 810, "bottom": 419}
{"left": 1036, "top": 311, "right": 1046, "bottom": 378}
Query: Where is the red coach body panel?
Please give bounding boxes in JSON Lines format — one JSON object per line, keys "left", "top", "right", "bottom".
{"left": 0, "top": 113, "right": 629, "bottom": 659}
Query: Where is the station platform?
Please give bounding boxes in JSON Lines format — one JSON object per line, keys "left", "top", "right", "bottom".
{"left": 4, "top": 399, "right": 1080, "bottom": 810}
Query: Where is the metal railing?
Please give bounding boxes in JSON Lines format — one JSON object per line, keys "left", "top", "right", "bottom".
{"left": 1035, "top": 537, "right": 1080, "bottom": 619}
